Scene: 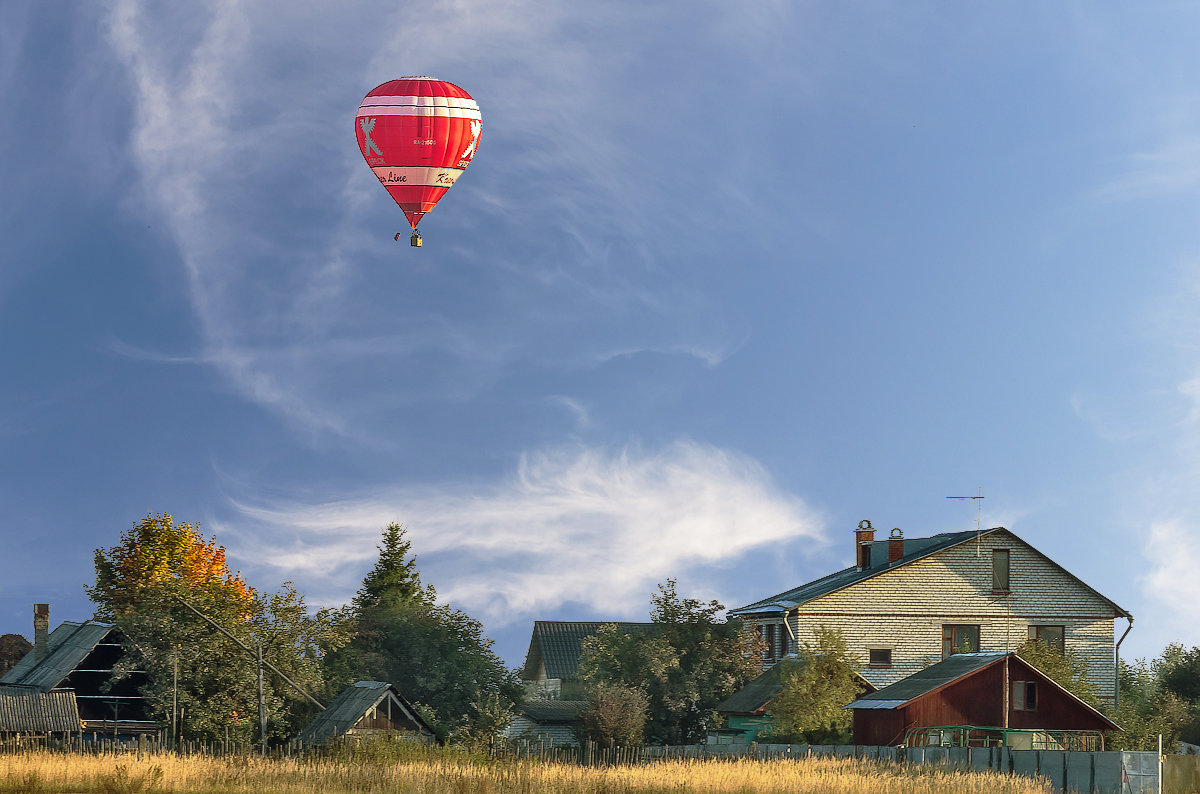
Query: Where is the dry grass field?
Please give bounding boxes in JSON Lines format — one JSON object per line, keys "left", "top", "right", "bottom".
{"left": 0, "top": 749, "right": 1056, "bottom": 794}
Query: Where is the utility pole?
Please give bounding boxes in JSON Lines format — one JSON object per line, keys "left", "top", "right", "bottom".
{"left": 171, "top": 596, "right": 324, "bottom": 752}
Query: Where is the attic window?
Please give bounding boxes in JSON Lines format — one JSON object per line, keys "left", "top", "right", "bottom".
{"left": 1013, "top": 680, "right": 1037, "bottom": 711}
{"left": 992, "top": 549, "right": 1010, "bottom": 593}
{"left": 868, "top": 648, "right": 892, "bottom": 668}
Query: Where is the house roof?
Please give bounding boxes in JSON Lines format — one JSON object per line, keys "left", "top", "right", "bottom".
{"left": 0, "top": 622, "right": 115, "bottom": 692}
{"left": 519, "top": 621, "right": 658, "bottom": 681}
{"left": 297, "top": 681, "right": 433, "bottom": 745}
{"left": 517, "top": 699, "right": 586, "bottom": 724}
{"left": 845, "top": 652, "right": 1120, "bottom": 730}
{"left": 847, "top": 653, "right": 1007, "bottom": 709}
{"left": 0, "top": 689, "right": 81, "bottom": 733}
{"left": 716, "top": 657, "right": 876, "bottom": 716}
{"left": 729, "top": 527, "right": 1131, "bottom": 619}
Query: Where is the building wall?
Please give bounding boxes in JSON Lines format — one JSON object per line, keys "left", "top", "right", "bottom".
{"left": 784, "top": 531, "right": 1122, "bottom": 702}
{"left": 502, "top": 715, "right": 579, "bottom": 747}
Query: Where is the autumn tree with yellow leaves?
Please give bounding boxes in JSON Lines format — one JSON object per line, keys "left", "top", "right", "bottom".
{"left": 88, "top": 513, "right": 350, "bottom": 744}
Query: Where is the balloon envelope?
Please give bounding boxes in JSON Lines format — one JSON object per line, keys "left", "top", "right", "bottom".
{"left": 355, "top": 77, "right": 482, "bottom": 230}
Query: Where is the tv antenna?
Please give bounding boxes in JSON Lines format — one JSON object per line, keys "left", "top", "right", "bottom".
{"left": 946, "top": 487, "right": 984, "bottom": 555}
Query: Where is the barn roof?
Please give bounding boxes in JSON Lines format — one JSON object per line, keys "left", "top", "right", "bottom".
{"left": 716, "top": 657, "right": 876, "bottom": 716}
{"left": 847, "top": 653, "right": 1006, "bottom": 709}
{"left": 297, "top": 681, "right": 433, "bottom": 745}
{"left": 519, "top": 621, "right": 658, "bottom": 681}
{"left": 730, "top": 528, "right": 1131, "bottom": 619}
{"left": 0, "top": 622, "right": 115, "bottom": 692}
{"left": 845, "top": 652, "right": 1120, "bottom": 729}
{"left": 0, "top": 688, "right": 81, "bottom": 733}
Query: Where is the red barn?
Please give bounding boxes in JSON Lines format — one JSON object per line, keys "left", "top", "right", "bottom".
{"left": 847, "top": 652, "right": 1118, "bottom": 749}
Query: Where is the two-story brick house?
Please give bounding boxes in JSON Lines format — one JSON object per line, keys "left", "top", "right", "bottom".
{"left": 728, "top": 522, "right": 1132, "bottom": 705}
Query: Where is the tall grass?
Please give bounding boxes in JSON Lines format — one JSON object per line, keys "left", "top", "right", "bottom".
{"left": 0, "top": 749, "right": 1055, "bottom": 794}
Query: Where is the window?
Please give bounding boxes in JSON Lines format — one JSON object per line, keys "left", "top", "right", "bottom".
{"left": 1013, "top": 680, "right": 1038, "bottom": 711}
{"left": 1027, "top": 625, "right": 1065, "bottom": 653}
{"left": 763, "top": 624, "right": 776, "bottom": 663}
{"left": 779, "top": 628, "right": 789, "bottom": 658}
{"left": 942, "top": 624, "right": 980, "bottom": 658}
{"left": 868, "top": 648, "right": 893, "bottom": 668}
{"left": 992, "top": 549, "right": 1010, "bottom": 593}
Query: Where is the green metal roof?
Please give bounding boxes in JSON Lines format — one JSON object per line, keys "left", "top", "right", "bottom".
{"left": 730, "top": 527, "right": 1131, "bottom": 619}
{"left": 0, "top": 622, "right": 115, "bottom": 692}
{"left": 846, "top": 653, "right": 1006, "bottom": 709}
{"left": 519, "top": 621, "right": 658, "bottom": 681}
{"left": 297, "top": 681, "right": 433, "bottom": 745}
{"left": 715, "top": 658, "right": 808, "bottom": 715}
{"left": 716, "top": 657, "right": 876, "bottom": 716}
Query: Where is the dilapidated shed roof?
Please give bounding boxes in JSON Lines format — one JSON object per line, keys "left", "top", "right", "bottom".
{"left": 298, "top": 681, "right": 433, "bottom": 746}
{"left": 0, "top": 688, "right": 81, "bottom": 734}
{"left": 0, "top": 622, "right": 115, "bottom": 692}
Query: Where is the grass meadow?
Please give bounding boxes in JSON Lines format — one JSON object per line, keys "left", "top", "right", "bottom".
{"left": 0, "top": 749, "right": 1056, "bottom": 794}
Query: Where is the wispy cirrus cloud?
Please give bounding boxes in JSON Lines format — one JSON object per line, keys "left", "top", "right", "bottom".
{"left": 101, "top": 1, "right": 808, "bottom": 440}
{"left": 215, "top": 441, "right": 826, "bottom": 623}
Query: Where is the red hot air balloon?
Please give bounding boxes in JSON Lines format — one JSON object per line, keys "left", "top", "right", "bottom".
{"left": 356, "top": 77, "right": 482, "bottom": 247}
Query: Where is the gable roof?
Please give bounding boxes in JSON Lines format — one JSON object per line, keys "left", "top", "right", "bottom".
{"left": 519, "top": 621, "right": 658, "bottom": 681}
{"left": 0, "top": 622, "right": 115, "bottom": 691}
{"left": 716, "top": 657, "right": 876, "bottom": 716}
{"left": 845, "top": 652, "right": 1120, "bottom": 730}
{"left": 298, "top": 681, "right": 433, "bottom": 745}
{"left": 847, "top": 653, "right": 1008, "bottom": 709}
{"left": 0, "top": 689, "right": 81, "bottom": 733}
{"left": 729, "top": 527, "right": 1131, "bottom": 619}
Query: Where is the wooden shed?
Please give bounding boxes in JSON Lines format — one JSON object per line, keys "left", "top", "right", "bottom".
{"left": 847, "top": 652, "right": 1119, "bottom": 749}
{"left": 297, "top": 681, "right": 434, "bottom": 746}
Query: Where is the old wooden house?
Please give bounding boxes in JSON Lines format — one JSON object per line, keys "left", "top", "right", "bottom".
{"left": 297, "top": 681, "right": 434, "bottom": 746}
{"left": 0, "top": 606, "right": 153, "bottom": 735}
{"left": 846, "top": 652, "right": 1119, "bottom": 749}
{"left": 729, "top": 522, "right": 1132, "bottom": 705}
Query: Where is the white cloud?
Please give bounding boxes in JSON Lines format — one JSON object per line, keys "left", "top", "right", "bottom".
{"left": 1140, "top": 520, "right": 1200, "bottom": 648}
{"left": 216, "top": 441, "right": 825, "bottom": 624}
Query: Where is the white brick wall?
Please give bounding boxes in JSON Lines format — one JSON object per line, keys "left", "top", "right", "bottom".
{"left": 778, "top": 530, "right": 1123, "bottom": 702}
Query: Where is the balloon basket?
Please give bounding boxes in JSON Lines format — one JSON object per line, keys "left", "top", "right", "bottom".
{"left": 410, "top": 230, "right": 422, "bottom": 248}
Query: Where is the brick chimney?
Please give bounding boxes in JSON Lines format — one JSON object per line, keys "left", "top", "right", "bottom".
{"left": 855, "top": 520, "right": 875, "bottom": 569}
{"left": 33, "top": 604, "right": 49, "bottom": 664}
{"left": 888, "top": 528, "right": 905, "bottom": 563}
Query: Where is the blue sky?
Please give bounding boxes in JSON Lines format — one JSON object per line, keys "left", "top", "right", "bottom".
{"left": 3, "top": 1, "right": 1200, "bottom": 669}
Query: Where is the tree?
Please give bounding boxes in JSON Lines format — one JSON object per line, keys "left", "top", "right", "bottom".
{"left": 0, "top": 634, "right": 31, "bottom": 675}
{"left": 762, "top": 626, "right": 864, "bottom": 744}
{"left": 580, "top": 683, "right": 649, "bottom": 748}
{"left": 1157, "top": 643, "right": 1200, "bottom": 705}
{"left": 88, "top": 513, "right": 350, "bottom": 742}
{"left": 579, "top": 580, "right": 764, "bottom": 744}
{"left": 1015, "top": 639, "right": 1099, "bottom": 707}
{"left": 325, "top": 523, "right": 522, "bottom": 741}
{"left": 1107, "top": 656, "right": 1198, "bottom": 751}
